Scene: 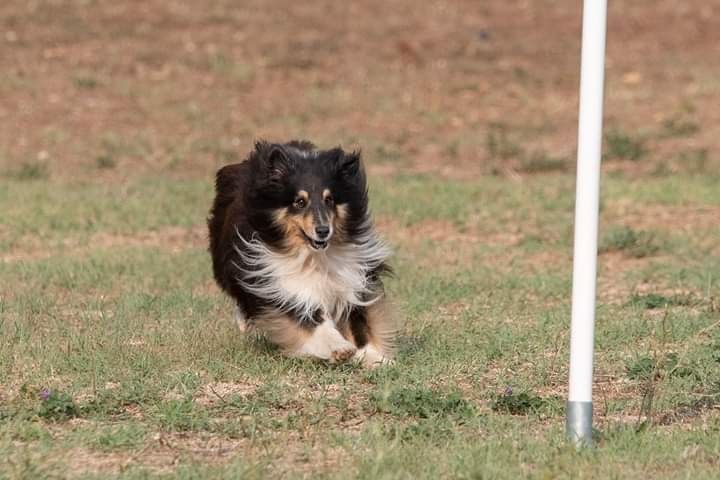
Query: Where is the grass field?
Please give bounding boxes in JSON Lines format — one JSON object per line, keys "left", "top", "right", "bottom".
{"left": 2, "top": 173, "right": 719, "bottom": 478}
{"left": 2, "top": 1, "right": 720, "bottom": 478}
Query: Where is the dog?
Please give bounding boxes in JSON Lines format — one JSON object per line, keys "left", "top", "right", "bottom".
{"left": 207, "top": 140, "right": 396, "bottom": 367}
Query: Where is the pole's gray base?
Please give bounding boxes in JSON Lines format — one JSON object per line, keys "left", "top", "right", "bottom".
{"left": 566, "top": 401, "right": 593, "bottom": 447}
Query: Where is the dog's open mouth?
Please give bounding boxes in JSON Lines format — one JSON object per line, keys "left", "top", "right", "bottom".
{"left": 302, "top": 232, "right": 329, "bottom": 251}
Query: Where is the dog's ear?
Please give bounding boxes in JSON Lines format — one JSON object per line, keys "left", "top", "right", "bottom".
{"left": 258, "top": 143, "right": 293, "bottom": 181}
{"left": 336, "top": 150, "right": 361, "bottom": 178}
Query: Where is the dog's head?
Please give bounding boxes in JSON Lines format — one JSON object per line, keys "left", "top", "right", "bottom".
{"left": 248, "top": 141, "right": 369, "bottom": 252}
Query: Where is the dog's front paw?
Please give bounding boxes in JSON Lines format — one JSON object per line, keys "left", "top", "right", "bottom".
{"left": 354, "top": 344, "right": 393, "bottom": 368}
{"left": 330, "top": 340, "right": 357, "bottom": 364}
{"left": 296, "top": 321, "right": 356, "bottom": 363}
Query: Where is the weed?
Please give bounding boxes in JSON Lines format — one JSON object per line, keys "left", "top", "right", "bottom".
{"left": 81, "top": 385, "right": 150, "bottom": 417}
{"left": 604, "top": 130, "right": 645, "bottom": 161}
{"left": 677, "top": 148, "right": 709, "bottom": 174}
{"left": 600, "top": 226, "right": 660, "bottom": 258}
{"left": 445, "top": 139, "right": 461, "bottom": 159}
{"left": 374, "top": 144, "right": 402, "bottom": 163}
{"left": 629, "top": 293, "right": 693, "bottom": 310}
{"left": 519, "top": 151, "right": 568, "bottom": 174}
{"left": 153, "top": 399, "right": 210, "bottom": 432}
{"left": 95, "top": 154, "right": 117, "bottom": 169}
{"left": 37, "top": 389, "right": 79, "bottom": 421}
{"left": 491, "top": 388, "right": 561, "bottom": 416}
{"left": 73, "top": 74, "right": 99, "bottom": 89}
{"left": 486, "top": 125, "right": 523, "bottom": 160}
{"left": 626, "top": 355, "right": 657, "bottom": 381}
{"left": 371, "top": 386, "right": 475, "bottom": 419}
{"left": 11, "top": 162, "right": 49, "bottom": 180}
{"left": 93, "top": 424, "right": 147, "bottom": 451}
{"left": 627, "top": 353, "right": 698, "bottom": 382}
{"left": 660, "top": 117, "right": 699, "bottom": 138}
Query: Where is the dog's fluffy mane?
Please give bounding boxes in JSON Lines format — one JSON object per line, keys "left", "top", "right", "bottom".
{"left": 233, "top": 225, "right": 391, "bottom": 324}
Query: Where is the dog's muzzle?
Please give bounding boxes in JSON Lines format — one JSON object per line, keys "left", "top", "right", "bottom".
{"left": 303, "top": 228, "right": 331, "bottom": 251}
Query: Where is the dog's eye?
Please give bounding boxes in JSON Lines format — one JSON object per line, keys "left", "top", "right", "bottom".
{"left": 293, "top": 198, "right": 307, "bottom": 209}
{"left": 324, "top": 195, "right": 334, "bottom": 207}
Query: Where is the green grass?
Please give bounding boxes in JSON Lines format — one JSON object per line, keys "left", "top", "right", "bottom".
{"left": 6, "top": 161, "right": 51, "bottom": 181}
{"left": 600, "top": 226, "right": 661, "bottom": 258}
{"left": 72, "top": 72, "right": 100, "bottom": 90}
{"left": 604, "top": 130, "right": 646, "bottom": 161}
{"left": 1, "top": 172, "right": 719, "bottom": 478}
{"left": 95, "top": 154, "right": 117, "bottom": 170}
{"left": 0, "top": 178, "right": 209, "bottom": 250}
{"left": 660, "top": 117, "right": 700, "bottom": 138}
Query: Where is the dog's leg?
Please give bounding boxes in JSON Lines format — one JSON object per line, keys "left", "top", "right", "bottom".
{"left": 258, "top": 311, "right": 356, "bottom": 363}
{"left": 297, "top": 318, "right": 357, "bottom": 363}
{"left": 234, "top": 305, "right": 252, "bottom": 333}
{"left": 349, "top": 302, "right": 397, "bottom": 368}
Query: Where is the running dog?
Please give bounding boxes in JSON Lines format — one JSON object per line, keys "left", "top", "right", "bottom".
{"left": 208, "top": 140, "right": 395, "bottom": 367}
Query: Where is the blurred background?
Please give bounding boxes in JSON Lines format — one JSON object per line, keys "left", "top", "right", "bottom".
{"left": 1, "top": 0, "right": 717, "bottom": 181}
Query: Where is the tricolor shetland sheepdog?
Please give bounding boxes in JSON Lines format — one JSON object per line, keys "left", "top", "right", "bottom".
{"left": 208, "top": 140, "right": 396, "bottom": 367}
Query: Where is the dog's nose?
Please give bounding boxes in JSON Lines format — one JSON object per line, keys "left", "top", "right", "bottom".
{"left": 315, "top": 225, "right": 330, "bottom": 239}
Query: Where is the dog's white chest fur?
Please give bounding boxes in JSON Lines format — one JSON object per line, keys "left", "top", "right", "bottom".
{"left": 235, "top": 230, "right": 390, "bottom": 322}
{"left": 275, "top": 252, "right": 357, "bottom": 318}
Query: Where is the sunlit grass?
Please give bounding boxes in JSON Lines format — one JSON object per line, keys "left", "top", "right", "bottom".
{"left": 1, "top": 172, "right": 719, "bottom": 478}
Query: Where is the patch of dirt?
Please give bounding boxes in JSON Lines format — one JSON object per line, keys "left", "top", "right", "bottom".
{"left": 63, "top": 448, "right": 142, "bottom": 477}
{"left": 378, "top": 217, "right": 483, "bottom": 269}
{"left": 436, "top": 301, "right": 472, "bottom": 320}
{"left": 523, "top": 249, "right": 571, "bottom": 273}
{"left": 657, "top": 398, "right": 720, "bottom": 426}
{"left": 194, "top": 381, "right": 258, "bottom": 407}
{"left": 92, "top": 224, "right": 207, "bottom": 252}
{"left": 59, "top": 433, "right": 247, "bottom": 476}
{"left": 605, "top": 204, "right": 720, "bottom": 235}
{"left": 13, "top": 425, "right": 355, "bottom": 477}
{"left": 0, "top": 224, "right": 207, "bottom": 263}
{"left": 274, "top": 441, "right": 351, "bottom": 477}
{"left": 1, "top": 0, "right": 717, "bottom": 182}
{"left": 596, "top": 252, "right": 649, "bottom": 304}
{"left": 597, "top": 250, "right": 711, "bottom": 307}
{"left": 378, "top": 217, "right": 474, "bottom": 243}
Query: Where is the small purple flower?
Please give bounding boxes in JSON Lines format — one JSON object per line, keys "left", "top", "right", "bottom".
{"left": 503, "top": 385, "right": 513, "bottom": 396}
{"left": 39, "top": 388, "right": 52, "bottom": 401}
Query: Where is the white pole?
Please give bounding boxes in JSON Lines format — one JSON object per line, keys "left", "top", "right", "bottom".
{"left": 567, "top": 0, "right": 608, "bottom": 446}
